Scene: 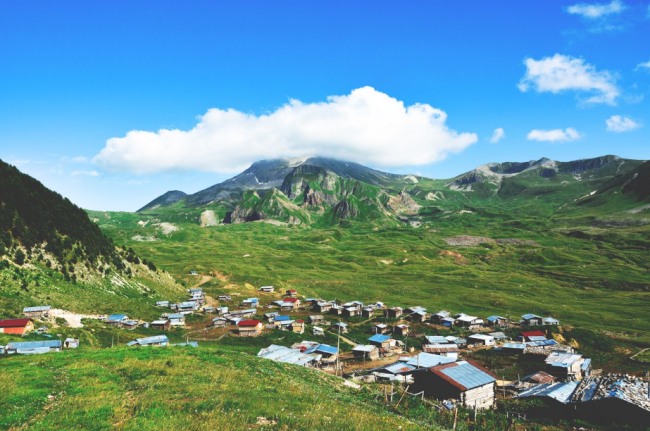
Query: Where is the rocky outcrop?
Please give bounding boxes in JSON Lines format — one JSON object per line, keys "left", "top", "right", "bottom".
{"left": 386, "top": 190, "right": 421, "bottom": 215}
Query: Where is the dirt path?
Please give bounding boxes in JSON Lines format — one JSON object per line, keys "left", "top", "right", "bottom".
{"left": 191, "top": 275, "right": 221, "bottom": 308}
{"left": 49, "top": 309, "right": 101, "bottom": 328}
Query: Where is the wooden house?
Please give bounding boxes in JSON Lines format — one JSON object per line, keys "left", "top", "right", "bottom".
{"left": 454, "top": 314, "right": 485, "bottom": 330}
{"left": 259, "top": 285, "right": 274, "bottom": 293}
{"left": 430, "top": 311, "right": 450, "bottom": 324}
{"left": 373, "top": 323, "right": 389, "bottom": 334}
{"left": 329, "top": 305, "right": 344, "bottom": 315}
{"left": 421, "top": 343, "right": 460, "bottom": 359}
{"left": 486, "top": 315, "right": 507, "bottom": 327}
{"left": 544, "top": 352, "right": 585, "bottom": 380}
{"left": 212, "top": 317, "right": 227, "bottom": 327}
{"left": 290, "top": 320, "right": 305, "bottom": 334}
{"left": 217, "top": 295, "right": 231, "bottom": 301}
{"left": 236, "top": 320, "right": 263, "bottom": 337}
{"left": 122, "top": 320, "right": 139, "bottom": 330}
{"left": 467, "top": 334, "right": 495, "bottom": 346}
{"left": 313, "top": 326, "right": 324, "bottom": 336}
{"left": 394, "top": 324, "right": 410, "bottom": 337}
{"left": 384, "top": 307, "right": 403, "bottom": 319}
{"left": 126, "top": 335, "right": 169, "bottom": 347}
{"left": 308, "top": 315, "right": 324, "bottom": 324}
{"left": 264, "top": 312, "right": 280, "bottom": 323}
{"left": 353, "top": 344, "right": 380, "bottom": 360}
{"left": 314, "top": 302, "right": 332, "bottom": 313}
{"left": 242, "top": 298, "right": 259, "bottom": 308}
{"left": 151, "top": 320, "right": 171, "bottom": 331}
{"left": 167, "top": 313, "right": 186, "bottom": 326}
{"left": 543, "top": 317, "right": 560, "bottom": 325}
{"left": 0, "top": 318, "right": 34, "bottom": 335}
{"left": 410, "top": 310, "right": 428, "bottom": 323}
{"left": 331, "top": 322, "right": 348, "bottom": 334}
{"left": 344, "top": 307, "right": 360, "bottom": 317}
{"left": 361, "top": 308, "right": 375, "bottom": 318}
{"left": 521, "top": 314, "right": 543, "bottom": 326}
{"left": 22, "top": 306, "right": 51, "bottom": 319}
{"left": 105, "top": 315, "right": 128, "bottom": 327}
{"left": 412, "top": 361, "right": 497, "bottom": 409}
{"left": 368, "top": 334, "right": 393, "bottom": 350}
{"left": 285, "top": 289, "right": 298, "bottom": 297}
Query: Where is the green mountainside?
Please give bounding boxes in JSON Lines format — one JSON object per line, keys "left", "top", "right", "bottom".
{"left": 0, "top": 159, "right": 185, "bottom": 318}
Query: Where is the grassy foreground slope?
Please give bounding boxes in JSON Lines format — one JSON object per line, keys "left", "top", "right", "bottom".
{"left": 0, "top": 346, "right": 441, "bottom": 431}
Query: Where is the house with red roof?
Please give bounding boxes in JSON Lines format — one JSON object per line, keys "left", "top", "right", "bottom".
{"left": 518, "top": 331, "right": 547, "bottom": 342}
{"left": 290, "top": 319, "right": 305, "bottom": 334}
{"left": 285, "top": 289, "right": 298, "bottom": 297}
{"left": 236, "top": 320, "right": 263, "bottom": 336}
{"left": 0, "top": 318, "right": 34, "bottom": 335}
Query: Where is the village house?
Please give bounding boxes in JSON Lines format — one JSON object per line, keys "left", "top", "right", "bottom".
{"left": 373, "top": 323, "right": 389, "bottom": 334}
{"left": 236, "top": 320, "right": 263, "bottom": 336}
{"left": 440, "top": 317, "right": 455, "bottom": 327}
{"left": 176, "top": 301, "right": 199, "bottom": 314}
{"left": 151, "top": 320, "right": 171, "bottom": 331}
{"left": 329, "top": 305, "right": 344, "bottom": 315}
{"left": 105, "top": 315, "right": 128, "bottom": 327}
{"left": 308, "top": 315, "right": 324, "bottom": 325}
{"left": 394, "top": 324, "right": 410, "bottom": 337}
{"left": 212, "top": 317, "right": 227, "bottom": 327}
{"left": 544, "top": 317, "right": 560, "bottom": 325}
{"left": 313, "top": 326, "right": 324, "bottom": 336}
{"left": 290, "top": 320, "right": 305, "bottom": 334}
{"left": 264, "top": 312, "right": 280, "bottom": 323}
{"left": 122, "top": 320, "right": 139, "bottom": 330}
{"left": 523, "top": 371, "right": 557, "bottom": 385}
{"left": 410, "top": 310, "right": 428, "bottom": 323}
{"left": 342, "top": 301, "right": 364, "bottom": 308}
{"left": 203, "top": 306, "right": 215, "bottom": 313}
{"left": 155, "top": 301, "right": 169, "bottom": 307}
{"left": 215, "top": 307, "right": 229, "bottom": 315}
{"left": 231, "top": 309, "right": 257, "bottom": 319}
{"left": 127, "top": 335, "right": 169, "bottom": 347}
{"left": 430, "top": 310, "right": 450, "bottom": 324}
{"left": 167, "top": 313, "right": 186, "bottom": 326}
{"left": 368, "top": 334, "right": 392, "bottom": 350}
{"left": 304, "top": 298, "right": 320, "bottom": 306}
{"left": 331, "top": 322, "right": 348, "bottom": 333}
{"left": 280, "top": 298, "right": 300, "bottom": 310}
{"left": 5, "top": 339, "right": 62, "bottom": 354}
{"left": 273, "top": 315, "right": 291, "bottom": 328}
{"left": 285, "top": 289, "right": 298, "bottom": 297}
{"left": 545, "top": 352, "right": 586, "bottom": 380}
{"left": 412, "top": 361, "right": 498, "bottom": 409}
{"left": 489, "top": 332, "right": 508, "bottom": 342}
{"left": 309, "top": 344, "right": 338, "bottom": 363}
{"left": 259, "top": 285, "right": 274, "bottom": 293}
{"left": 421, "top": 344, "right": 460, "bottom": 359}
{"left": 405, "top": 306, "right": 426, "bottom": 314}
{"left": 0, "top": 318, "right": 34, "bottom": 335}
{"left": 486, "top": 315, "right": 507, "bottom": 327}
{"left": 424, "top": 335, "right": 450, "bottom": 345}
{"left": 353, "top": 344, "right": 380, "bottom": 360}
{"left": 521, "top": 314, "right": 543, "bottom": 326}
{"left": 64, "top": 338, "right": 79, "bottom": 348}
{"left": 467, "top": 334, "right": 495, "bottom": 347}
{"left": 384, "top": 307, "right": 403, "bottom": 319}
{"left": 454, "top": 314, "right": 485, "bottom": 330}
{"left": 242, "top": 298, "right": 259, "bottom": 308}
{"left": 22, "top": 306, "right": 51, "bottom": 319}
{"left": 217, "top": 295, "right": 231, "bottom": 301}
{"left": 314, "top": 302, "right": 332, "bottom": 313}
{"left": 406, "top": 352, "right": 455, "bottom": 369}
{"left": 226, "top": 316, "right": 243, "bottom": 326}
{"left": 361, "top": 308, "right": 375, "bottom": 318}
{"left": 343, "top": 306, "right": 360, "bottom": 317}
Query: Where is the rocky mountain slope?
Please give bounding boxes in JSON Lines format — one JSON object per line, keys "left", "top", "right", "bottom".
{"left": 137, "top": 154, "right": 646, "bottom": 227}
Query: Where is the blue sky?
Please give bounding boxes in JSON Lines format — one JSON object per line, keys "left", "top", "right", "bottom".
{"left": 1, "top": 1, "right": 649, "bottom": 211}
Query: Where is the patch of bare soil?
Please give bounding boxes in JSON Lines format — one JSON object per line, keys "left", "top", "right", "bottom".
{"left": 444, "top": 235, "right": 539, "bottom": 247}
{"left": 438, "top": 250, "right": 468, "bottom": 265}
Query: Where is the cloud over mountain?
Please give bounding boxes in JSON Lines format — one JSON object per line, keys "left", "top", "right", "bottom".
{"left": 518, "top": 54, "right": 620, "bottom": 105}
{"left": 527, "top": 128, "right": 582, "bottom": 142}
{"left": 93, "top": 87, "right": 477, "bottom": 174}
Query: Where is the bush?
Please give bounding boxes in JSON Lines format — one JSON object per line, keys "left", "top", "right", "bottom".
{"left": 14, "top": 249, "right": 25, "bottom": 265}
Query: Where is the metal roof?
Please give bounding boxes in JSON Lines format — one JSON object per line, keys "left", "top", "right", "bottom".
{"left": 544, "top": 317, "right": 560, "bottom": 323}
{"left": 23, "top": 306, "right": 51, "bottom": 312}
{"left": 383, "top": 362, "right": 416, "bottom": 374}
{"left": 424, "top": 336, "right": 449, "bottom": 344}
{"left": 257, "top": 345, "right": 321, "bottom": 366}
{"left": 368, "top": 334, "right": 391, "bottom": 343}
{"left": 486, "top": 315, "right": 505, "bottom": 321}
{"left": 6, "top": 340, "right": 61, "bottom": 349}
{"left": 435, "top": 361, "right": 496, "bottom": 390}
{"left": 489, "top": 332, "right": 507, "bottom": 339}
{"left": 468, "top": 334, "right": 494, "bottom": 341}
{"left": 527, "top": 339, "right": 557, "bottom": 347}
{"left": 0, "top": 318, "right": 32, "bottom": 328}
{"left": 106, "top": 315, "right": 128, "bottom": 322}
{"left": 275, "top": 315, "right": 290, "bottom": 321}
{"left": 314, "top": 344, "right": 338, "bottom": 355}
{"left": 422, "top": 344, "right": 460, "bottom": 353}
{"left": 151, "top": 320, "right": 169, "bottom": 325}
{"left": 527, "top": 336, "right": 548, "bottom": 342}
{"left": 581, "top": 358, "right": 591, "bottom": 371}
{"left": 407, "top": 353, "right": 454, "bottom": 369}
{"left": 503, "top": 342, "right": 527, "bottom": 350}
{"left": 456, "top": 315, "right": 479, "bottom": 322}
{"left": 545, "top": 352, "right": 583, "bottom": 367}
{"left": 353, "top": 345, "right": 377, "bottom": 352}
{"left": 522, "top": 313, "right": 541, "bottom": 320}
{"left": 168, "top": 314, "right": 185, "bottom": 319}
{"left": 518, "top": 381, "right": 579, "bottom": 403}
{"left": 127, "top": 335, "right": 169, "bottom": 346}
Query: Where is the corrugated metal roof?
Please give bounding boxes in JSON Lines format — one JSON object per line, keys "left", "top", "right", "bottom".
{"left": 315, "top": 344, "right": 338, "bottom": 355}
{"left": 424, "top": 336, "right": 449, "bottom": 344}
{"left": 106, "top": 315, "right": 127, "bottom": 322}
{"left": 368, "top": 334, "right": 391, "bottom": 343}
{"left": 436, "top": 361, "right": 496, "bottom": 390}
{"left": 383, "top": 362, "right": 416, "bottom": 374}
{"left": 6, "top": 340, "right": 61, "bottom": 349}
{"left": 527, "top": 336, "right": 548, "bottom": 342}
{"left": 489, "top": 332, "right": 507, "bottom": 339}
{"left": 275, "top": 315, "right": 290, "bottom": 321}
{"left": 503, "top": 342, "right": 527, "bottom": 350}
{"left": 128, "top": 335, "right": 169, "bottom": 346}
{"left": 407, "top": 353, "right": 454, "bottom": 369}
{"left": 468, "top": 334, "right": 494, "bottom": 341}
{"left": 168, "top": 314, "right": 184, "bottom": 319}
{"left": 23, "top": 306, "right": 51, "bottom": 312}
{"left": 353, "top": 345, "right": 376, "bottom": 352}
{"left": 545, "top": 352, "right": 582, "bottom": 367}
{"left": 486, "top": 315, "right": 504, "bottom": 322}
{"left": 0, "top": 318, "right": 32, "bottom": 328}
{"left": 522, "top": 314, "right": 541, "bottom": 320}
{"left": 257, "top": 345, "right": 320, "bottom": 366}
{"left": 518, "top": 381, "right": 579, "bottom": 403}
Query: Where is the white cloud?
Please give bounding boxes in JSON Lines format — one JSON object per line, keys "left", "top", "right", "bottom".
{"left": 566, "top": 0, "right": 626, "bottom": 18}
{"left": 71, "top": 156, "right": 89, "bottom": 163}
{"left": 518, "top": 54, "right": 620, "bottom": 105}
{"left": 605, "top": 115, "right": 642, "bottom": 132}
{"left": 635, "top": 59, "right": 650, "bottom": 72}
{"left": 93, "top": 87, "right": 478, "bottom": 174}
{"left": 71, "top": 170, "right": 99, "bottom": 177}
{"left": 527, "top": 128, "right": 582, "bottom": 142}
{"left": 489, "top": 128, "right": 505, "bottom": 143}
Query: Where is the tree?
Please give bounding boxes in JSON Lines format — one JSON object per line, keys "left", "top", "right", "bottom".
{"left": 14, "top": 249, "right": 25, "bottom": 265}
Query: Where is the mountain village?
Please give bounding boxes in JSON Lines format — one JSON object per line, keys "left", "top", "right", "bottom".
{"left": 2, "top": 279, "right": 649, "bottom": 427}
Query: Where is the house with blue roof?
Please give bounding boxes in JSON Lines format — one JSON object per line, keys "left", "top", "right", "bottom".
{"left": 412, "top": 360, "right": 498, "bottom": 409}
{"left": 521, "top": 314, "right": 543, "bottom": 326}
{"left": 105, "top": 314, "right": 128, "bottom": 327}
